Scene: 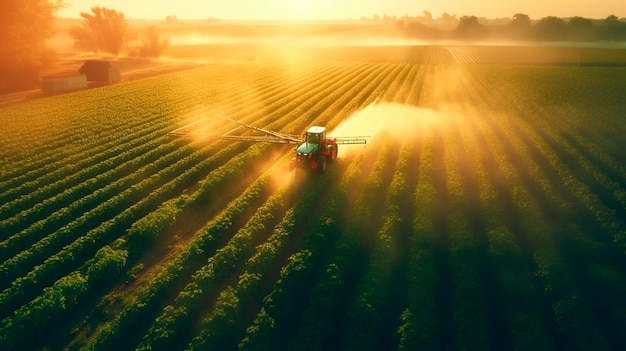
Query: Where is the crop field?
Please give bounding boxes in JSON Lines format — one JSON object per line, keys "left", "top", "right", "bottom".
{"left": 1, "top": 45, "right": 626, "bottom": 350}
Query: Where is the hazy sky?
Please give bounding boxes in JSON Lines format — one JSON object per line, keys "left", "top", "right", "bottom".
{"left": 57, "top": 0, "right": 624, "bottom": 20}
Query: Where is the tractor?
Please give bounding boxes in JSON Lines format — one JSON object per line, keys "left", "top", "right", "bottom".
{"left": 168, "top": 118, "right": 368, "bottom": 173}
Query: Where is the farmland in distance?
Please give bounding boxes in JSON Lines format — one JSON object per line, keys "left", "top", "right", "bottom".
{"left": 1, "top": 41, "right": 626, "bottom": 350}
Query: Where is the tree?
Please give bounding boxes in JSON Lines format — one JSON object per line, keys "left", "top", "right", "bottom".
{"left": 534, "top": 16, "right": 567, "bottom": 40}
{"left": 508, "top": 13, "right": 532, "bottom": 40}
{"left": 129, "top": 26, "right": 171, "bottom": 58}
{"left": 454, "top": 15, "right": 489, "bottom": 39}
{"left": 70, "top": 7, "right": 127, "bottom": 55}
{"left": 600, "top": 15, "right": 626, "bottom": 41}
{"left": 440, "top": 12, "right": 458, "bottom": 23}
{"left": 567, "top": 16, "right": 594, "bottom": 41}
{"left": 0, "top": 0, "right": 64, "bottom": 93}
{"left": 511, "top": 13, "right": 531, "bottom": 27}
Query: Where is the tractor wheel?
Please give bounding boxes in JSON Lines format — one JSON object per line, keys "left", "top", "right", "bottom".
{"left": 330, "top": 145, "right": 338, "bottom": 161}
{"left": 318, "top": 155, "right": 327, "bottom": 173}
{"left": 310, "top": 156, "right": 317, "bottom": 171}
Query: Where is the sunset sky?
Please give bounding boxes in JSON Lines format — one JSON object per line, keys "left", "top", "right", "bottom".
{"left": 58, "top": 0, "right": 624, "bottom": 21}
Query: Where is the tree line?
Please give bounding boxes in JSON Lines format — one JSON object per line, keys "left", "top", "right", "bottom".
{"left": 69, "top": 7, "right": 170, "bottom": 57}
{"left": 1, "top": 1, "right": 168, "bottom": 94}
{"left": 397, "top": 14, "right": 626, "bottom": 41}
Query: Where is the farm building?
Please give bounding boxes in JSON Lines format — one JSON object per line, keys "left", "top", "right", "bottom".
{"left": 41, "top": 72, "right": 88, "bottom": 94}
{"left": 79, "top": 60, "right": 121, "bottom": 84}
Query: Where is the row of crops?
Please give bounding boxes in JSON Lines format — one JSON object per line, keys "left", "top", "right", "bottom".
{"left": 1, "top": 46, "right": 626, "bottom": 350}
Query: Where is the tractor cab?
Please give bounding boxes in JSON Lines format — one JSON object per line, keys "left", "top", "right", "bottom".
{"left": 305, "top": 126, "right": 326, "bottom": 145}
{"left": 297, "top": 126, "right": 326, "bottom": 155}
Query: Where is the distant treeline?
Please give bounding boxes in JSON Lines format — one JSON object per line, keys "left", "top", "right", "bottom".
{"left": 396, "top": 14, "right": 626, "bottom": 41}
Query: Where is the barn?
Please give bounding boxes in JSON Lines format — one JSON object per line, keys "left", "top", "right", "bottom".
{"left": 79, "top": 60, "right": 121, "bottom": 84}
{"left": 41, "top": 73, "right": 88, "bottom": 94}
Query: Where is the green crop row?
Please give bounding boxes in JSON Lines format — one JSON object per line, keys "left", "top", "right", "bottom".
{"left": 0, "top": 137, "right": 183, "bottom": 261}
{"left": 138, "top": 187, "right": 287, "bottom": 351}
{"left": 289, "top": 138, "right": 398, "bottom": 351}
{"left": 184, "top": 175, "right": 330, "bottom": 351}
{"left": 0, "top": 139, "right": 278, "bottom": 349}
{"left": 397, "top": 131, "right": 438, "bottom": 350}
{"left": 239, "top": 149, "right": 369, "bottom": 349}
{"left": 83, "top": 163, "right": 274, "bottom": 351}
{"left": 468, "top": 71, "right": 617, "bottom": 349}
{"left": 0, "top": 138, "right": 251, "bottom": 319}
{"left": 457, "top": 104, "right": 553, "bottom": 351}
{"left": 0, "top": 119, "right": 171, "bottom": 207}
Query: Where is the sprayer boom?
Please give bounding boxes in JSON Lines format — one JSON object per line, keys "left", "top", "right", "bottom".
{"left": 168, "top": 118, "right": 301, "bottom": 144}
{"left": 332, "top": 137, "right": 370, "bottom": 145}
{"left": 222, "top": 118, "right": 302, "bottom": 143}
{"left": 168, "top": 118, "right": 367, "bottom": 145}
{"left": 168, "top": 118, "right": 369, "bottom": 173}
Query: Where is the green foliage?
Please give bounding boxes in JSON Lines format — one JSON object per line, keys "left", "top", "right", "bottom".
{"left": 0, "top": 0, "right": 63, "bottom": 92}
{"left": 0, "top": 271, "right": 87, "bottom": 349}
{"left": 86, "top": 245, "right": 128, "bottom": 284}
{"left": 126, "top": 197, "right": 185, "bottom": 249}
{"left": 70, "top": 7, "right": 127, "bottom": 55}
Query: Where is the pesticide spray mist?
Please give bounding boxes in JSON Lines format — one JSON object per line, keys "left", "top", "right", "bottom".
{"left": 330, "top": 101, "right": 453, "bottom": 158}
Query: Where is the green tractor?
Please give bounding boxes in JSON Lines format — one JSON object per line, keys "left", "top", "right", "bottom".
{"left": 291, "top": 126, "right": 336, "bottom": 173}
{"left": 169, "top": 119, "right": 368, "bottom": 173}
